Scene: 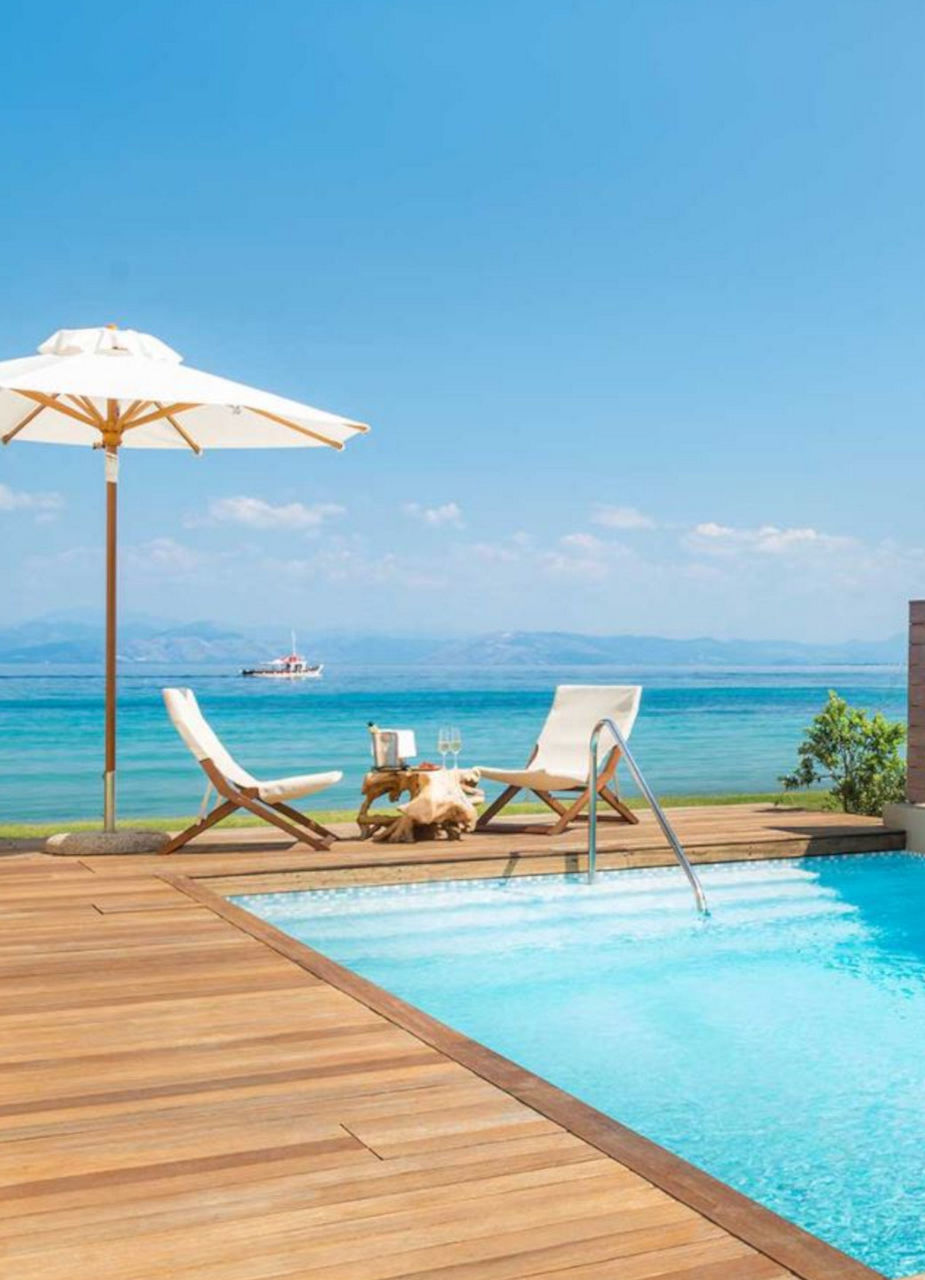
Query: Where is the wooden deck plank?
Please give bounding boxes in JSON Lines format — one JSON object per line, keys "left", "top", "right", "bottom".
{"left": 0, "top": 1133, "right": 596, "bottom": 1246}
{"left": 0, "top": 807, "right": 893, "bottom": 1280}
{"left": 2, "top": 1184, "right": 691, "bottom": 1280}
{"left": 0, "top": 1132, "right": 589, "bottom": 1229}
{"left": 184, "top": 1214, "right": 722, "bottom": 1280}
{"left": 0, "top": 1159, "right": 622, "bottom": 1259}
{"left": 31, "top": 803, "right": 900, "bottom": 884}
{"left": 529, "top": 1248, "right": 789, "bottom": 1279}
{"left": 409, "top": 1228, "right": 741, "bottom": 1280}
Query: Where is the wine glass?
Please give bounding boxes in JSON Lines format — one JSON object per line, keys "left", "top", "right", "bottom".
{"left": 437, "top": 726, "right": 451, "bottom": 769}
{"left": 448, "top": 725, "right": 462, "bottom": 771}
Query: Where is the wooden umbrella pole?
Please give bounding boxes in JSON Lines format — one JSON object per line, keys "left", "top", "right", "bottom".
{"left": 103, "top": 421, "right": 120, "bottom": 831}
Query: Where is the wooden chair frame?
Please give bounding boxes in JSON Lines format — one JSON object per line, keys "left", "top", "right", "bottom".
{"left": 160, "top": 758, "right": 338, "bottom": 855}
{"left": 476, "top": 744, "right": 639, "bottom": 836}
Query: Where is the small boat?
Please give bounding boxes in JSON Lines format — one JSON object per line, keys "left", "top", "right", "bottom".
{"left": 241, "top": 633, "right": 323, "bottom": 680}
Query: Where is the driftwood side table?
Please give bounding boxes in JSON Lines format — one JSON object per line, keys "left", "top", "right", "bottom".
{"left": 356, "top": 767, "right": 483, "bottom": 843}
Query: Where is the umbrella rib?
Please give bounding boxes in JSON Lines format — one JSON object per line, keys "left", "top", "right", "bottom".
{"left": 68, "top": 395, "right": 104, "bottom": 425}
{"left": 120, "top": 402, "right": 200, "bottom": 430}
{"left": 153, "top": 402, "right": 203, "bottom": 454}
{"left": 119, "top": 400, "right": 158, "bottom": 428}
{"left": 13, "top": 390, "right": 98, "bottom": 428}
{"left": 248, "top": 407, "right": 347, "bottom": 450}
{"left": 1, "top": 395, "right": 61, "bottom": 444}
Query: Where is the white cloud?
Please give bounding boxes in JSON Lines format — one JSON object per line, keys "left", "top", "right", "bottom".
{"left": 592, "top": 504, "right": 656, "bottom": 530}
{"left": 692, "top": 521, "right": 735, "bottom": 540}
{"left": 402, "top": 501, "right": 464, "bottom": 529}
{"left": 540, "top": 550, "right": 609, "bottom": 580}
{"left": 539, "top": 532, "right": 615, "bottom": 581}
{"left": 469, "top": 542, "right": 521, "bottom": 564}
{"left": 25, "top": 544, "right": 98, "bottom": 571}
{"left": 683, "top": 521, "right": 856, "bottom": 557}
{"left": 756, "top": 526, "right": 855, "bottom": 554}
{"left": 277, "top": 541, "right": 448, "bottom": 590}
{"left": 31, "top": 536, "right": 222, "bottom": 581}
{"left": 198, "top": 496, "right": 345, "bottom": 530}
{"left": 561, "top": 532, "right": 604, "bottom": 552}
{"left": 0, "top": 482, "right": 63, "bottom": 520}
{"left": 125, "top": 537, "right": 210, "bottom": 575}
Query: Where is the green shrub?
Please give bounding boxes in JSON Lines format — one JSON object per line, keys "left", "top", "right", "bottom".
{"left": 781, "top": 691, "right": 905, "bottom": 816}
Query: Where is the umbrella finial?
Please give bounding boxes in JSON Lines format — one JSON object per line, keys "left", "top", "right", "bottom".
{"left": 36, "top": 327, "right": 182, "bottom": 362}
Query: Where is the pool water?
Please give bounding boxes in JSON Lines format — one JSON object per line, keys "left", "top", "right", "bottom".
{"left": 235, "top": 854, "right": 925, "bottom": 1277}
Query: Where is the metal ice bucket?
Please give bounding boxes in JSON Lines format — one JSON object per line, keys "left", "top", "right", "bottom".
{"left": 367, "top": 724, "right": 417, "bottom": 770}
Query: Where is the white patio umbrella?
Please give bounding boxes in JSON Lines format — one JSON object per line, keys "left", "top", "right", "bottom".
{"left": 0, "top": 326, "right": 368, "bottom": 851}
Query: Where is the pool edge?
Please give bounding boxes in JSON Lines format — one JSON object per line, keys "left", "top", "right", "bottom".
{"left": 164, "top": 870, "right": 888, "bottom": 1280}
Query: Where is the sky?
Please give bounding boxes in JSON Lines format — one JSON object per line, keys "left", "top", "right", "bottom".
{"left": 2, "top": 0, "right": 925, "bottom": 642}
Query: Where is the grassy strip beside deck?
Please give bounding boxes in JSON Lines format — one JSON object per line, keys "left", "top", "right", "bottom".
{"left": 0, "top": 789, "right": 830, "bottom": 839}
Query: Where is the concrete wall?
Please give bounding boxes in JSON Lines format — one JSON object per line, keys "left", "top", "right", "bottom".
{"left": 909, "top": 600, "right": 925, "bottom": 803}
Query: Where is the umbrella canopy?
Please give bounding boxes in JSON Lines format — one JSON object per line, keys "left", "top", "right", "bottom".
{"left": 0, "top": 326, "right": 369, "bottom": 841}
{"left": 0, "top": 326, "right": 368, "bottom": 451}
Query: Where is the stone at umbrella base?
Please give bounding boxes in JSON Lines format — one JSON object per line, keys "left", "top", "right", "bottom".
{"left": 46, "top": 829, "right": 171, "bottom": 856}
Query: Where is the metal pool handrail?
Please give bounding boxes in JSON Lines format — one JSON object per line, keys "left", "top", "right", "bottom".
{"left": 587, "top": 717, "right": 709, "bottom": 914}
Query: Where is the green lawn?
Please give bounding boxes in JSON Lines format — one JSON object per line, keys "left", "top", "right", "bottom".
{"left": 0, "top": 790, "right": 832, "bottom": 839}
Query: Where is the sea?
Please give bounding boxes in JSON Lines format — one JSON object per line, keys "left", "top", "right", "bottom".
{"left": 0, "top": 664, "right": 908, "bottom": 824}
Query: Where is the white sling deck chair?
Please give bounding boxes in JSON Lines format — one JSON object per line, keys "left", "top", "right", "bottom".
{"left": 161, "top": 687, "right": 342, "bottom": 854}
{"left": 476, "top": 685, "right": 642, "bottom": 835}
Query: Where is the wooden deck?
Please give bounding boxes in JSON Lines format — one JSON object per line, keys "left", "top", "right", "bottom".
{"left": 54, "top": 800, "right": 906, "bottom": 894}
{"left": 0, "top": 805, "right": 901, "bottom": 1279}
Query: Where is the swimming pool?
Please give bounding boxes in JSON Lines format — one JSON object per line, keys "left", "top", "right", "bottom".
{"left": 234, "top": 853, "right": 925, "bottom": 1277}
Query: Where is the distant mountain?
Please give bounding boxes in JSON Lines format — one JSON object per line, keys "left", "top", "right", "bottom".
{"left": 0, "top": 616, "right": 906, "bottom": 667}
{"left": 118, "top": 621, "right": 261, "bottom": 665}
{"left": 0, "top": 618, "right": 250, "bottom": 665}
{"left": 430, "top": 630, "right": 907, "bottom": 667}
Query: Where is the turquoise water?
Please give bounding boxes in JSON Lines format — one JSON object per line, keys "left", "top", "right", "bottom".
{"left": 236, "top": 853, "right": 925, "bottom": 1278}
{"left": 0, "top": 663, "right": 905, "bottom": 822}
